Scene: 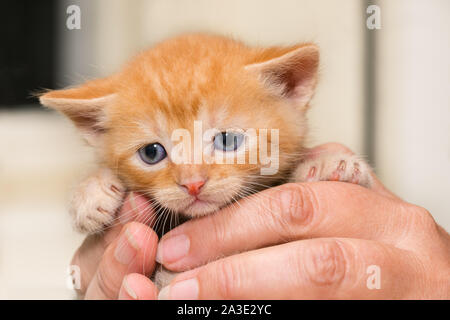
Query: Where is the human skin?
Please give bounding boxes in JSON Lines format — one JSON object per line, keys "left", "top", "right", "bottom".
{"left": 72, "top": 143, "right": 450, "bottom": 299}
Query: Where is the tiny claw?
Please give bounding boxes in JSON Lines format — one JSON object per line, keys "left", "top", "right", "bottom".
{"left": 307, "top": 166, "right": 317, "bottom": 180}
{"left": 97, "top": 207, "right": 109, "bottom": 215}
{"left": 338, "top": 160, "right": 346, "bottom": 171}
{"left": 110, "top": 185, "right": 121, "bottom": 194}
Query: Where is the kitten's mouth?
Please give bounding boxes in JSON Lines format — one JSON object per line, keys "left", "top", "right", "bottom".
{"left": 181, "top": 196, "right": 222, "bottom": 217}
{"left": 186, "top": 197, "right": 215, "bottom": 208}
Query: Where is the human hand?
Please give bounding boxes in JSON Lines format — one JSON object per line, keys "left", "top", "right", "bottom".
{"left": 154, "top": 143, "right": 450, "bottom": 299}
{"left": 70, "top": 193, "right": 159, "bottom": 299}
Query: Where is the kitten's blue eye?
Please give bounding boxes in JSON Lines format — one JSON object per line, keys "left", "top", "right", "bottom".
{"left": 213, "top": 132, "right": 244, "bottom": 151}
{"left": 138, "top": 143, "right": 167, "bottom": 164}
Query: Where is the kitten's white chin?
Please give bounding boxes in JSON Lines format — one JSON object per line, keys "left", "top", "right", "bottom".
{"left": 182, "top": 199, "right": 221, "bottom": 218}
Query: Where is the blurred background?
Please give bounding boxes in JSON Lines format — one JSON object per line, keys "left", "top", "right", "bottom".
{"left": 0, "top": 0, "right": 449, "bottom": 299}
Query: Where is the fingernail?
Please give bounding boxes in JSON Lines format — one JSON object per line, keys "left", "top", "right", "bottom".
{"left": 119, "top": 276, "right": 138, "bottom": 300}
{"left": 114, "top": 229, "right": 140, "bottom": 265}
{"left": 156, "top": 234, "right": 190, "bottom": 264}
{"left": 158, "top": 278, "right": 199, "bottom": 300}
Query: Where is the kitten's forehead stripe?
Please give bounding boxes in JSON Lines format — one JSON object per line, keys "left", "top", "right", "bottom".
{"left": 153, "top": 110, "right": 168, "bottom": 137}
{"left": 148, "top": 71, "right": 170, "bottom": 107}
{"left": 119, "top": 35, "right": 248, "bottom": 123}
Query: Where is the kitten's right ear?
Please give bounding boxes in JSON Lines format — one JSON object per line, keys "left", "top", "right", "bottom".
{"left": 39, "top": 77, "right": 116, "bottom": 146}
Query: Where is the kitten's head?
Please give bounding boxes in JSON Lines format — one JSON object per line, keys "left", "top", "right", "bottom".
{"left": 40, "top": 34, "right": 319, "bottom": 218}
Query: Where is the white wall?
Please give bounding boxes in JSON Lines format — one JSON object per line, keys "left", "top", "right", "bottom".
{"left": 375, "top": 0, "right": 450, "bottom": 228}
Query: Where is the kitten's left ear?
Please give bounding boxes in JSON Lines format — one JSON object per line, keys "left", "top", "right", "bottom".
{"left": 39, "top": 77, "right": 116, "bottom": 146}
{"left": 246, "top": 44, "right": 319, "bottom": 108}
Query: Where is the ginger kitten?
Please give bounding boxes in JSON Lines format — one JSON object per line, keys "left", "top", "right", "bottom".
{"left": 40, "top": 34, "right": 371, "bottom": 290}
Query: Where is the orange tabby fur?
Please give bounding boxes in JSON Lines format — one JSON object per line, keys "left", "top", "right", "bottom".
{"left": 40, "top": 33, "right": 373, "bottom": 291}
{"left": 41, "top": 33, "right": 320, "bottom": 222}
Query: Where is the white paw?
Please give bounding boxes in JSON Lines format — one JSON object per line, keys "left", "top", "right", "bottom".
{"left": 70, "top": 168, "right": 125, "bottom": 234}
{"left": 291, "top": 152, "right": 372, "bottom": 188}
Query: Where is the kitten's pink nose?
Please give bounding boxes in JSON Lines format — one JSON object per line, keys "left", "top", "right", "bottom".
{"left": 182, "top": 180, "right": 205, "bottom": 196}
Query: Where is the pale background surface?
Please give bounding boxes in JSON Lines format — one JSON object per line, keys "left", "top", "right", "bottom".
{"left": 0, "top": 0, "right": 448, "bottom": 299}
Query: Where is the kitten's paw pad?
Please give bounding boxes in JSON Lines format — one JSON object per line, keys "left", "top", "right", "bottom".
{"left": 292, "top": 153, "right": 372, "bottom": 188}
{"left": 70, "top": 169, "right": 125, "bottom": 234}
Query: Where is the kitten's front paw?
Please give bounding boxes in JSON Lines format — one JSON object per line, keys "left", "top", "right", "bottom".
{"left": 70, "top": 168, "right": 125, "bottom": 234}
{"left": 291, "top": 152, "right": 372, "bottom": 188}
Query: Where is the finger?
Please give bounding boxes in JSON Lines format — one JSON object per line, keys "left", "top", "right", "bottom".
{"left": 71, "top": 192, "right": 154, "bottom": 294}
{"left": 84, "top": 222, "right": 158, "bottom": 299}
{"left": 159, "top": 238, "right": 421, "bottom": 299}
{"left": 118, "top": 192, "right": 157, "bottom": 226}
{"left": 157, "top": 182, "right": 412, "bottom": 271}
{"left": 306, "top": 143, "right": 399, "bottom": 199}
{"left": 118, "top": 273, "right": 158, "bottom": 300}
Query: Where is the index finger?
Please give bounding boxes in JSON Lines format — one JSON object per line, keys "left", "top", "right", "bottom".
{"left": 84, "top": 222, "right": 159, "bottom": 299}
{"left": 159, "top": 237, "right": 421, "bottom": 299}
{"left": 157, "top": 182, "right": 412, "bottom": 272}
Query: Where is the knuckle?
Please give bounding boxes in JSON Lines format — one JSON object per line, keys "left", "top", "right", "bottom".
{"left": 209, "top": 216, "right": 230, "bottom": 252}
{"left": 95, "top": 267, "right": 118, "bottom": 299}
{"left": 299, "top": 239, "right": 347, "bottom": 287}
{"left": 276, "top": 183, "right": 317, "bottom": 233}
{"left": 408, "top": 204, "right": 437, "bottom": 233}
{"left": 94, "top": 247, "right": 121, "bottom": 298}
{"left": 215, "top": 260, "right": 242, "bottom": 299}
